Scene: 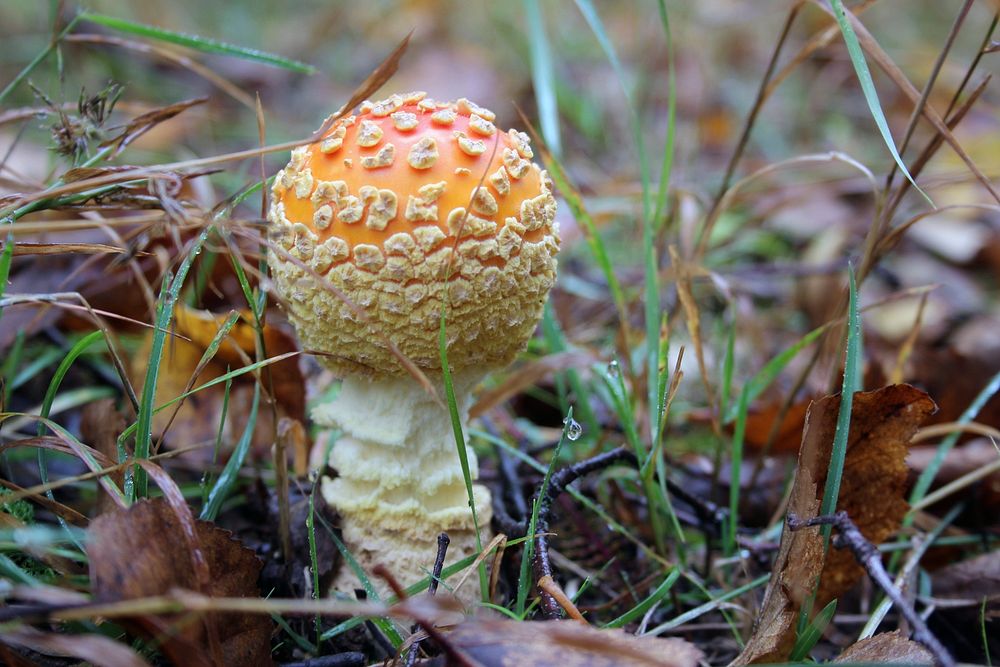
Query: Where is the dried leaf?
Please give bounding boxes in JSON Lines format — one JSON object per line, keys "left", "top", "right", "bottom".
{"left": 0, "top": 241, "right": 132, "bottom": 256}
{"left": 100, "top": 97, "right": 208, "bottom": 156}
{"left": 816, "top": 385, "right": 936, "bottom": 604}
{"left": 62, "top": 164, "right": 148, "bottom": 183}
{"left": 925, "top": 550, "right": 1000, "bottom": 662}
{"left": 336, "top": 33, "right": 411, "bottom": 125}
{"left": 80, "top": 398, "right": 126, "bottom": 517}
{"left": 470, "top": 351, "right": 595, "bottom": 418}
{"left": 0, "top": 626, "right": 152, "bottom": 667}
{"left": 446, "top": 618, "right": 702, "bottom": 667}
{"left": 88, "top": 498, "right": 273, "bottom": 667}
{"left": 834, "top": 630, "right": 932, "bottom": 664}
{"left": 733, "top": 384, "right": 936, "bottom": 664}
{"left": 932, "top": 550, "right": 1000, "bottom": 605}
{"left": 129, "top": 305, "right": 304, "bottom": 458}
{"left": 740, "top": 399, "right": 812, "bottom": 455}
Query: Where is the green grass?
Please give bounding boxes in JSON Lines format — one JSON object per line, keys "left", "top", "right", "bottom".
{"left": 77, "top": 12, "right": 316, "bottom": 74}
{"left": 1, "top": 1, "right": 996, "bottom": 663}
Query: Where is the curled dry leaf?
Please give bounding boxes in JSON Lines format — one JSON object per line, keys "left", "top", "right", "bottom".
{"left": 733, "top": 384, "right": 936, "bottom": 665}
{"left": 834, "top": 630, "right": 933, "bottom": 664}
{"left": 100, "top": 97, "right": 208, "bottom": 157}
{"left": 444, "top": 617, "right": 703, "bottom": 667}
{"left": 88, "top": 498, "right": 273, "bottom": 667}
{"left": 128, "top": 304, "right": 304, "bottom": 459}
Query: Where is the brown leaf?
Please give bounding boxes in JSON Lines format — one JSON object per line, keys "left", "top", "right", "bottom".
{"left": 446, "top": 618, "right": 702, "bottom": 667}
{"left": 816, "top": 385, "right": 936, "bottom": 604}
{"left": 1, "top": 240, "right": 132, "bottom": 256}
{"left": 336, "top": 33, "right": 411, "bottom": 127}
{"left": 733, "top": 384, "right": 936, "bottom": 664}
{"left": 470, "top": 351, "right": 595, "bottom": 418}
{"left": 88, "top": 498, "right": 273, "bottom": 667}
{"left": 0, "top": 626, "right": 152, "bottom": 667}
{"left": 175, "top": 306, "right": 306, "bottom": 424}
{"left": 931, "top": 550, "right": 1000, "bottom": 605}
{"left": 925, "top": 550, "right": 1000, "bottom": 662}
{"left": 129, "top": 305, "right": 304, "bottom": 459}
{"left": 80, "top": 398, "right": 127, "bottom": 517}
{"left": 834, "top": 630, "right": 933, "bottom": 664}
{"left": 100, "top": 97, "right": 208, "bottom": 157}
{"left": 741, "top": 399, "right": 812, "bottom": 455}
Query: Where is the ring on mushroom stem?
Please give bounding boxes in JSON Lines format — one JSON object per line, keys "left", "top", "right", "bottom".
{"left": 268, "top": 92, "right": 559, "bottom": 603}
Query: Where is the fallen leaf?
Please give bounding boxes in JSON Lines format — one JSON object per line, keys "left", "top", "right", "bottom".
{"left": 925, "top": 550, "right": 1000, "bottom": 663}
{"left": 445, "top": 617, "right": 702, "bottom": 667}
{"left": 88, "top": 498, "right": 273, "bottom": 667}
{"left": 470, "top": 350, "right": 595, "bottom": 418}
{"left": 816, "top": 385, "right": 936, "bottom": 604}
{"left": 129, "top": 305, "right": 304, "bottom": 460}
{"left": 834, "top": 630, "right": 933, "bottom": 664}
{"left": 910, "top": 345, "right": 1000, "bottom": 434}
{"left": 100, "top": 97, "right": 208, "bottom": 157}
{"left": 931, "top": 550, "right": 1000, "bottom": 604}
{"left": 0, "top": 625, "right": 151, "bottom": 667}
{"left": 740, "top": 399, "right": 813, "bottom": 455}
{"left": 80, "top": 398, "right": 127, "bottom": 517}
{"left": 733, "top": 384, "right": 936, "bottom": 664}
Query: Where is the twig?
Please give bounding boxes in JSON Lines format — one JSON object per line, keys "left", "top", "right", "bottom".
{"left": 787, "top": 511, "right": 955, "bottom": 667}
{"left": 536, "top": 575, "right": 586, "bottom": 622}
{"left": 429, "top": 533, "right": 450, "bottom": 596}
{"left": 527, "top": 447, "right": 635, "bottom": 618}
{"left": 373, "top": 565, "right": 476, "bottom": 667}
{"left": 279, "top": 654, "right": 365, "bottom": 667}
{"left": 404, "top": 533, "right": 451, "bottom": 667}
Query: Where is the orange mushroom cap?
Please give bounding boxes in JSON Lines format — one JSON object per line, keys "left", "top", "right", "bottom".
{"left": 268, "top": 92, "right": 559, "bottom": 376}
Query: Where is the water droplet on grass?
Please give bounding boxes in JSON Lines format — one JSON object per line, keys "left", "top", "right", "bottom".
{"left": 563, "top": 416, "right": 582, "bottom": 441}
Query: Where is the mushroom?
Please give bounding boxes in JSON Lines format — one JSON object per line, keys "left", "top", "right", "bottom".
{"left": 267, "top": 92, "right": 559, "bottom": 598}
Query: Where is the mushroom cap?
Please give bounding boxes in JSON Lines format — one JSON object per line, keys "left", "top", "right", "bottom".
{"left": 268, "top": 93, "right": 559, "bottom": 377}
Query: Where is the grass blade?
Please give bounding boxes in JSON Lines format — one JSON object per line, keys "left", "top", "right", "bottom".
{"left": 726, "top": 385, "right": 751, "bottom": 555}
{"left": 722, "top": 321, "right": 829, "bottom": 424}
{"left": 791, "top": 599, "right": 837, "bottom": 660}
{"left": 132, "top": 226, "right": 213, "bottom": 500}
{"left": 439, "top": 305, "right": 488, "bottom": 600}
{"left": 829, "top": 0, "right": 931, "bottom": 205}
{"left": 820, "top": 267, "right": 862, "bottom": 525}
{"left": 604, "top": 567, "right": 678, "bottom": 629}
{"left": 652, "top": 0, "right": 677, "bottom": 226}
{"left": 199, "top": 382, "right": 259, "bottom": 521}
{"left": 909, "top": 367, "right": 1000, "bottom": 505}
{"left": 0, "top": 228, "right": 14, "bottom": 329}
{"left": 516, "top": 406, "right": 574, "bottom": 616}
{"left": 573, "top": 0, "right": 651, "bottom": 220}
{"left": 78, "top": 12, "right": 316, "bottom": 74}
{"left": 0, "top": 16, "right": 80, "bottom": 104}
{"left": 524, "top": 0, "right": 561, "bottom": 157}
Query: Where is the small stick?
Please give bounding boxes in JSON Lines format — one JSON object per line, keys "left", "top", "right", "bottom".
{"left": 428, "top": 532, "right": 450, "bottom": 596}
{"left": 537, "top": 575, "right": 586, "bottom": 623}
{"left": 787, "top": 511, "right": 954, "bottom": 667}
{"left": 529, "top": 447, "right": 634, "bottom": 618}
{"left": 401, "top": 533, "right": 450, "bottom": 667}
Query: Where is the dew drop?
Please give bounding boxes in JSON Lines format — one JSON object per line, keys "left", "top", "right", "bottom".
{"left": 607, "top": 359, "right": 620, "bottom": 378}
{"left": 563, "top": 416, "right": 583, "bottom": 441}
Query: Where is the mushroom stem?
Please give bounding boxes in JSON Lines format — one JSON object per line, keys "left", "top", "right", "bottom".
{"left": 316, "top": 371, "right": 492, "bottom": 599}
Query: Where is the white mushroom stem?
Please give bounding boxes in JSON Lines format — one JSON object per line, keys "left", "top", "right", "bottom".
{"left": 315, "top": 371, "right": 492, "bottom": 599}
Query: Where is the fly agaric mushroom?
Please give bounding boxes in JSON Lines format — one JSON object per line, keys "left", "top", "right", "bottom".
{"left": 267, "top": 92, "right": 559, "bottom": 598}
